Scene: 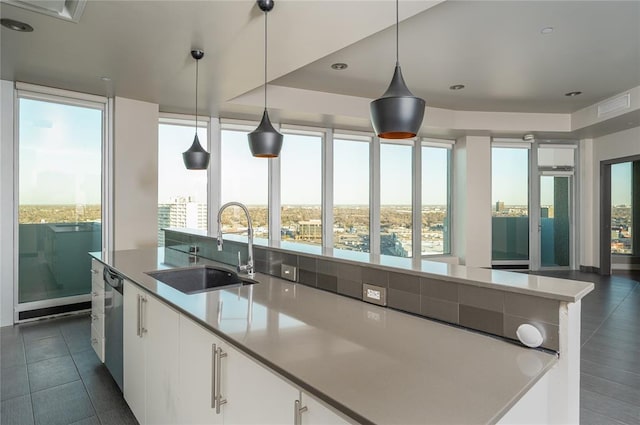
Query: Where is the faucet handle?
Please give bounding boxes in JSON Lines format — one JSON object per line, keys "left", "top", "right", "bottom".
{"left": 237, "top": 251, "right": 247, "bottom": 273}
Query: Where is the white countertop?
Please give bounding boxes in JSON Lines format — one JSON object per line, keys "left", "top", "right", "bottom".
{"left": 92, "top": 248, "right": 558, "bottom": 425}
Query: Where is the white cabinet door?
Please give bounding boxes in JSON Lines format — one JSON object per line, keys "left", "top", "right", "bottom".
{"left": 222, "top": 342, "right": 299, "bottom": 425}
{"left": 177, "top": 315, "right": 222, "bottom": 425}
{"left": 301, "top": 392, "right": 350, "bottom": 425}
{"left": 90, "top": 259, "right": 104, "bottom": 361}
{"left": 145, "top": 295, "right": 180, "bottom": 425}
{"left": 123, "top": 281, "right": 146, "bottom": 424}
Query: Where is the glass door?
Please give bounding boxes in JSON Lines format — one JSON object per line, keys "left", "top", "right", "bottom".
{"left": 539, "top": 173, "right": 573, "bottom": 268}
{"left": 17, "top": 95, "right": 104, "bottom": 318}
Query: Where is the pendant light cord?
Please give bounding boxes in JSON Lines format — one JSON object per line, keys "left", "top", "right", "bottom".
{"left": 396, "top": 0, "right": 399, "bottom": 66}
{"left": 264, "top": 10, "right": 268, "bottom": 111}
{"left": 194, "top": 56, "right": 199, "bottom": 135}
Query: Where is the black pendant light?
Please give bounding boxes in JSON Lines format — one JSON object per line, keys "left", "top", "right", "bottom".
{"left": 183, "top": 49, "right": 211, "bottom": 170}
{"left": 370, "top": 0, "right": 425, "bottom": 139}
{"left": 248, "top": 0, "right": 283, "bottom": 158}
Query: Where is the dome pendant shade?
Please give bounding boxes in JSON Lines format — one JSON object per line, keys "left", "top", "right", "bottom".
{"left": 182, "top": 134, "right": 210, "bottom": 170}
{"left": 248, "top": 110, "right": 283, "bottom": 158}
{"left": 370, "top": 64, "right": 425, "bottom": 139}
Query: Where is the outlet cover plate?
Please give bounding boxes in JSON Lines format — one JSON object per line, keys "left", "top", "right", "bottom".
{"left": 362, "top": 283, "right": 387, "bottom": 306}
{"left": 281, "top": 264, "right": 297, "bottom": 282}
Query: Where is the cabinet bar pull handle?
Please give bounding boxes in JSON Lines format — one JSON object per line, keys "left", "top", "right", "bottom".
{"left": 140, "top": 296, "right": 147, "bottom": 335}
{"left": 211, "top": 343, "right": 216, "bottom": 409}
{"left": 136, "top": 294, "right": 141, "bottom": 337}
{"left": 215, "top": 346, "right": 228, "bottom": 414}
{"left": 91, "top": 269, "right": 98, "bottom": 274}
{"left": 294, "top": 399, "right": 308, "bottom": 425}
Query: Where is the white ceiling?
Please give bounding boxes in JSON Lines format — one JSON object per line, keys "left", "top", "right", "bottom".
{"left": 1, "top": 0, "right": 639, "bottom": 120}
{"left": 274, "top": 1, "right": 640, "bottom": 114}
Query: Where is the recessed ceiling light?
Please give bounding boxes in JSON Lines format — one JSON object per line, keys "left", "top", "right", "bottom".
{"left": 1, "top": 18, "right": 34, "bottom": 32}
{"left": 540, "top": 27, "right": 554, "bottom": 34}
{"left": 331, "top": 63, "right": 348, "bottom": 70}
{"left": 565, "top": 91, "right": 582, "bottom": 97}
{"left": 100, "top": 76, "right": 112, "bottom": 82}
{"left": 449, "top": 84, "right": 465, "bottom": 90}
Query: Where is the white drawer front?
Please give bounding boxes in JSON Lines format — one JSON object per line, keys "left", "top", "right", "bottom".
{"left": 91, "top": 287, "right": 104, "bottom": 315}
{"left": 91, "top": 323, "right": 104, "bottom": 362}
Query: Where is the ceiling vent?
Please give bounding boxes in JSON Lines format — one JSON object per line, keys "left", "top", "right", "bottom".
{"left": 4, "top": 0, "right": 86, "bottom": 23}
{"left": 597, "top": 93, "right": 631, "bottom": 117}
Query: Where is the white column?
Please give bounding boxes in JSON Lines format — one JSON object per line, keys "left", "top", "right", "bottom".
{"left": 453, "top": 135, "right": 492, "bottom": 268}
{"left": 322, "top": 128, "right": 334, "bottom": 249}
{"left": 0, "top": 80, "right": 15, "bottom": 326}
{"left": 113, "top": 97, "right": 159, "bottom": 250}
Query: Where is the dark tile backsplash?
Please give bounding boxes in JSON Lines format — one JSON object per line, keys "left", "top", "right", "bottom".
{"left": 164, "top": 229, "right": 562, "bottom": 351}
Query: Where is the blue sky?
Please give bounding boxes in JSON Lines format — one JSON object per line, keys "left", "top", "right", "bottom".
{"left": 21, "top": 102, "right": 631, "bottom": 209}
{"left": 611, "top": 162, "right": 632, "bottom": 205}
{"left": 19, "top": 98, "right": 102, "bottom": 205}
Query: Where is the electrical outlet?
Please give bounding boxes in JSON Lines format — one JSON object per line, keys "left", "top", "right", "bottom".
{"left": 281, "top": 264, "right": 297, "bottom": 282}
{"left": 362, "top": 283, "right": 387, "bottom": 306}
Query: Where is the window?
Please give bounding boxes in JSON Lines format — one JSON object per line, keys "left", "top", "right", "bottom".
{"left": 280, "top": 132, "right": 322, "bottom": 246}
{"left": 333, "top": 136, "right": 370, "bottom": 252}
{"left": 18, "top": 95, "right": 104, "bottom": 304}
{"left": 421, "top": 144, "right": 450, "bottom": 255}
{"left": 380, "top": 141, "right": 413, "bottom": 257}
{"left": 220, "top": 128, "right": 269, "bottom": 239}
{"left": 158, "top": 121, "right": 208, "bottom": 246}
{"left": 611, "top": 161, "right": 633, "bottom": 254}
{"left": 491, "top": 146, "right": 529, "bottom": 261}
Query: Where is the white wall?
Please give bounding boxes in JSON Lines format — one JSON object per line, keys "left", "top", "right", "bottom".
{"left": 114, "top": 97, "right": 159, "bottom": 250}
{"left": 453, "top": 135, "right": 492, "bottom": 268}
{"left": 0, "top": 80, "right": 15, "bottom": 326}
{"left": 585, "top": 126, "right": 640, "bottom": 268}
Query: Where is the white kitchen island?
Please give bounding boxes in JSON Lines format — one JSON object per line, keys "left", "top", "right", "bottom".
{"left": 91, "top": 248, "right": 592, "bottom": 424}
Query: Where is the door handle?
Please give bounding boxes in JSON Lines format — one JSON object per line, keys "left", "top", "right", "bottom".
{"left": 213, "top": 344, "right": 228, "bottom": 414}
{"left": 136, "top": 294, "right": 141, "bottom": 337}
{"left": 294, "top": 399, "right": 308, "bottom": 425}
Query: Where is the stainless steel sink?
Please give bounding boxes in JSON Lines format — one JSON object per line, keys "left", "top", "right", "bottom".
{"left": 146, "top": 265, "right": 257, "bottom": 295}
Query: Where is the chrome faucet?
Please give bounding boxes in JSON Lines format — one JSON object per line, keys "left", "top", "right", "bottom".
{"left": 216, "top": 202, "right": 254, "bottom": 278}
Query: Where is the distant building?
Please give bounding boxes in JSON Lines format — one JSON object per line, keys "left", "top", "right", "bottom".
{"left": 541, "top": 206, "right": 555, "bottom": 218}
{"left": 157, "top": 197, "right": 207, "bottom": 245}
{"left": 297, "top": 219, "right": 322, "bottom": 241}
{"left": 496, "top": 201, "right": 505, "bottom": 212}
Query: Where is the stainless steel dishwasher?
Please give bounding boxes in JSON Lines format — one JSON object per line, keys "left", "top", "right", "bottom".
{"left": 103, "top": 266, "right": 124, "bottom": 392}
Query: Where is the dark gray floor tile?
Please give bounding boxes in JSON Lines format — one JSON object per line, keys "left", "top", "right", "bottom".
{"left": 581, "top": 389, "right": 640, "bottom": 425}
{"left": 582, "top": 344, "right": 640, "bottom": 373}
{"left": 580, "top": 407, "right": 627, "bottom": 425}
{"left": 581, "top": 372, "right": 640, "bottom": 407}
{"left": 62, "top": 327, "right": 92, "bottom": 354}
{"left": 0, "top": 394, "right": 34, "bottom": 425}
{"left": 83, "top": 367, "right": 127, "bottom": 413}
{"left": 98, "top": 405, "right": 139, "bottom": 425}
{"left": 585, "top": 334, "right": 640, "bottom": 354}
{"left": 25, "top": 336, "right": 69, "bottom": 364}
{"left": 1, "top": 364, "right": 29, "bottom": 401}
{"left": 581, "top": 359, "right": 640, "bottom": 389}
{"left": 21, "top": 322, "right": 61, "bottom": 343}
{"left": 32, "top": 380, "right": 95, "bottom": 425}
{"left": 27, "top": 355, "right": 80, "bottom": 392}
{"left": 69, "top": 415, "right": 101, "bottom": 425}
{"left": 1, "top": 340, "right": 26, "bottom": 370}
{"left": 71, "top": 349, "right": 103, "bottom": 378}
{"left": 1, "top": 326, "right": 23, "bottom": 341}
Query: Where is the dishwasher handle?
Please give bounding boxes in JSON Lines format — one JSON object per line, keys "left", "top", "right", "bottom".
{"left": 103, "top": 267, "right": 124, "bottom": 294}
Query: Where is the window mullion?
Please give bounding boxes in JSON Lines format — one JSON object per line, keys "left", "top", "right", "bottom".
{"left": 371, "top": 137, "right": 381, "bottom": 256}
{"left": 323, "top": 129, "right": 334, "bottom": 250}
